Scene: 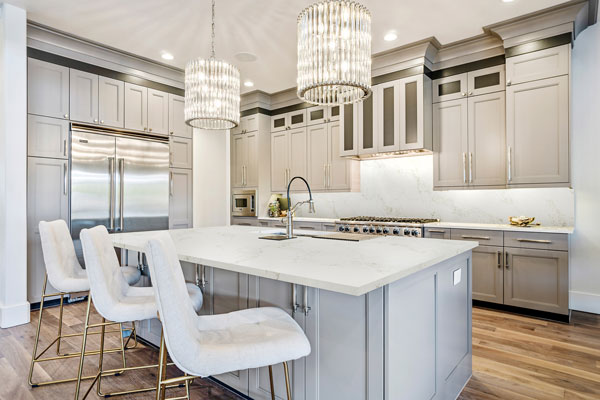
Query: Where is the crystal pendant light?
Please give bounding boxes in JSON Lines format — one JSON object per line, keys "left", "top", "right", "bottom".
{"left": 297, "top": 1, "right": 372, "bottom": 105}
{"left": 185, "top": 0, "right": 240, "bottom": 129}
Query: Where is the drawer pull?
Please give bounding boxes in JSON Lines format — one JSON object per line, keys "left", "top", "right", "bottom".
{"left": 461, "top": 235, "right": 490, "bottom": 240}
{"left": 516, "top": 239, "right": 552, "bottom": 244}
{"left": 428, "top": 229, "right": 446, "bottom": 233}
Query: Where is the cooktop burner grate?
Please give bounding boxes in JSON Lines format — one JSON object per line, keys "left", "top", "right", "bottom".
{"left": 339, "top": 216, "right": 440, "bottom": 224}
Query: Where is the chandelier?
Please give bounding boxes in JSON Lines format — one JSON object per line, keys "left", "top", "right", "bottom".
{"left": 185, "top": 0, "right": 240, "bottom": 130}
{"left": 297, "top": 1, "right": 372, "bottom": 105}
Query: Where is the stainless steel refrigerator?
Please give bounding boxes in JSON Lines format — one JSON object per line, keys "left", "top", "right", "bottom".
{"left": 70, "top": 126, "right": 169, "bottom": 262}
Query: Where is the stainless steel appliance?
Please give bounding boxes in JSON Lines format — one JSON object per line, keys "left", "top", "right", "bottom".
{"left": 231, "top": 189, "right": 257, "bottom": 217}
{"left": 70, "top": 126, "right": 170, "bottom": 261}
{"left": 334, "top": 216, "right": 440, "bottom": 238}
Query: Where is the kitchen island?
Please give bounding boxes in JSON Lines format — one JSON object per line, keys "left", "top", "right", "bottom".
{"left": 111, "top": 226, "right": 477, "bottom": 400}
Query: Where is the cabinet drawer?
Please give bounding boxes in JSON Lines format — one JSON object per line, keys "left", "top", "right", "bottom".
{"left": 504, "top": 231, "right": 568, "bottom": 251}
{"left": 424, "top": 227, "right": 450, "bottom": 240}
{"left": 294, "top": 221, "right": 322, "bottom": 231}
{"left": 506, "top": 44, "right": 569, "bottom": 85}
{"left": 450, "top": 229, "right": 503, "bottom": 246}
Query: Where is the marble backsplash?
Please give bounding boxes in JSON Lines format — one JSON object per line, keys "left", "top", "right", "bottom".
{"left": 291, "top": 155, "right": 575, "bottom": 226}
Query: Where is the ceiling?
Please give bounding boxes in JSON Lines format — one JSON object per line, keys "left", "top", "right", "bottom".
{"left": 8, "top": 0, "right": 570, "bottom": 94}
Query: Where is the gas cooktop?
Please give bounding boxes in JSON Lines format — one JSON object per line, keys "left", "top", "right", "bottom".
{"left": 339, "top": 216, "right": 440, "bottom": 224}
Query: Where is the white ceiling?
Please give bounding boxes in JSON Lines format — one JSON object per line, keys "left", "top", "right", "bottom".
{"left": 8, "top": 0, "right": 569, "bottom": 94}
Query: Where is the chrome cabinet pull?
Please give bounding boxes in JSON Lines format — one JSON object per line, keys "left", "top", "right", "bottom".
{"left": 63, "top": 139, "right": 67, "bottom": 157}
{"left": 323, "top": 164, "right": 327, "bottom": 187}
{"left": 497, "top": 251, "right": 502, "bottom": 269}
{"left": 461, "top": 235, "right": 490, "bottom": 240}
{"left": 108, "top": 157, "right": 115, "bottom": 231}
{"left": 516, "top": 238, "right": 552, "bottom": 244}
{"left": 463, "top": 152, "right": 467, "bottom": 183}
{"left": 507, "top": 146, "right": 512, "bottom": 182}
{"left": 63, "top": 163, "right": 67, "bottom": 195}
{"left": 169, "top": 171, "right": 174, "bottom": 196}
{"left": 303, "top": 286, "right": 311, "bottom": 316}
{"left": 292, "top": 284, "right": 299, "bottom": 315}
{"left": 469, "top": 152, "right": 473, "bottom": 183}
{"left": 328, "top": 164, "right": 331, "bottom": 188}
{"left": 119, "top": 158, "right": 125, "bottom": 231}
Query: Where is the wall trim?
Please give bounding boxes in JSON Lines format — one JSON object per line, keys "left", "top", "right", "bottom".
{"left": 505, "top": 32, "right": 572, "bottom": 58}
{"left": 0, "top": 301, "right": 30, "bottom": 328}
{"left": 429, "top": 55, "right": 506, "bottom": 80}
{"left": 570, "top": 291, "right": 600, "bottom": 314}
{"left": 240, "top": 107, "right": 271, "bottom": 117}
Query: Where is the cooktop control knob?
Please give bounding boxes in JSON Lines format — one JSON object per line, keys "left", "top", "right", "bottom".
{"left": 369, "top": 226, "right": 375, "bottom": 233}
{"left": 338, "top": 226, "right": 345, "bottom": 232}
{"left": 376, "top": 227, "right": 382, "bottom": 234}
{"left": 411, "top": 229, "right": 419, "bottom": 237}
{"left": 353, "top": 226, "right": 360, "bottom": 233}
{"left": 383, "top": 227, "right": 390, "bottom": 234}
{"left": 393, "top": 228, "right": 400, "bottom": 235}
{"left": 363, "top": 226, "right": 369, "bottom": 233}
{"left": 403, "top": 228, "right": 411, "bottom": 236}
{"left": 344, "top": 226, "right": 350, "bottom": 232}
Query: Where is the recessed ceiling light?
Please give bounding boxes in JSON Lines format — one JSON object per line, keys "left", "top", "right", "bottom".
{"left": 244, "top": 80, "right": 254, "bottom": 88}
{"left": 161, "top": 52, "right": 174, "bottom": 60}
{"left": 235, "top": 52, "right": 258, "bottom": 62}
{"left": 502, "top": 0, "right": 515, "bottom": 2}
{"left": 384, "top": 31, "right": 398, "bottom": 42}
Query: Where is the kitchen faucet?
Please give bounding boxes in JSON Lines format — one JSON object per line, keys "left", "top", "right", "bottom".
{"left": 286, "top": 176, "right": 315, "bottom": 238}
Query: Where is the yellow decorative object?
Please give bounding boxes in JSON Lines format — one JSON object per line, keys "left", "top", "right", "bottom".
{"left": 509, "top": 216, "right": 536, "bottom": 227}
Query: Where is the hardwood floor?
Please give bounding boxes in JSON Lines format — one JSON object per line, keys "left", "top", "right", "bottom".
{"left": 1, "top": 302, "right": 600, "bottom": 399}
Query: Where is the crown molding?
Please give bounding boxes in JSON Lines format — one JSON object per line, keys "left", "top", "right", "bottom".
{"left": 240, "top": 90, "right": 272, "bottom": 111}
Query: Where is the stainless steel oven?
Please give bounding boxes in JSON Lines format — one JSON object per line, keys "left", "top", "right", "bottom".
{"left": 232, "top": 189, "right": 256, "bottom": 217}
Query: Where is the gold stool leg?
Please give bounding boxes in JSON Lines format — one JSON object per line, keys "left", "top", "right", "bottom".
{"left": 268, "top": 365, "right": 276, "bottom": 400}
{"left": 96, "top": 318, "right": 107, "bottom": 397}
{"left": 283, "top": 361, "right": 292, "bottom": 400}
{"left": 56, "top": 293, "right": 64, "bottom": 355}
{"left": 74, "top": 295, "right": 96, "bottom": 400}
{"left": 28, "top": 275, "right": 48, "bottom": 386}
{"left": 156, "top": 330, "right": 168, "bottom": 400}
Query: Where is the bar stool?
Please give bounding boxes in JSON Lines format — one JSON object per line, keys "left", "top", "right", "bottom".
{"left": 145, "top": 232, "right": 311, "bottom": 400}
{"left": 75, "top": 225, "right": 203, "bottom": 399}
{"left": 29, "top": 220, "right": 133, "bottom": 388}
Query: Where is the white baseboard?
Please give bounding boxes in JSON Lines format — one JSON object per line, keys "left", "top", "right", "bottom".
{"left": 570, "top": 291, "right": 600, "bottom": 314}
{"left": 0, "top": 301, "right": 30, "bottom": 328}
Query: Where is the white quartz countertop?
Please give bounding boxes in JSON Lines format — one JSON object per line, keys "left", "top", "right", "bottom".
{"left": 111, "top": 226, "right": 476, "bottom": 296}
{"left": 258, "top": 216, "right": 338, "bottom": 224}
{"left": 424, "top": 222, "right": 574, "bottom": 234}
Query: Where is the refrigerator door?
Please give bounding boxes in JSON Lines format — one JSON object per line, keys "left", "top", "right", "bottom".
{"left": 70, "top": 129, "right": 116, "bottom": 261}
{"left": 115, "top": 136, "right": 169, "bottom": 233}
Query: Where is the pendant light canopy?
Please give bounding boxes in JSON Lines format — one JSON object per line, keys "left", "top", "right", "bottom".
{"left": 185, "top": 0, "right": 240, "bottom": 130}
{"left": 297, "top": 0, "right": 372, "bottom": 105}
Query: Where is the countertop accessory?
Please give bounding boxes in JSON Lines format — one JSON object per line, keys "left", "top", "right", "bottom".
{"left": 509, "top": 216, "right": 536, "bottom": 227}
{"left": 297, "top": 0, "right": 372, "bottom": 105}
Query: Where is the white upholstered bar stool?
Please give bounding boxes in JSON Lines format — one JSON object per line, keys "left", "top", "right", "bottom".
{"left": 75, "top": 225, "right": 203, "bottom": 399}
{"left": 29, "top": 220, "right": 133, "bottom": 388}
{"left": 145, "top": 232, "right": 311, "bottom": 400}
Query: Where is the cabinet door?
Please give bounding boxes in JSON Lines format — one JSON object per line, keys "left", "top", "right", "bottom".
{"left": 231, "top": 133, "right": 247, "bottom": 188}
{"left": 328, "top": 121, "right": 352, "bottom": 191}
{"left": 288, "top": 127, "right": 308, "bottom": 191}
{"left": 27, "top": 157, "right": 69, "bottom": 303}
{"left": 472, "top": 246, "right": 504, "bottom": 304}
{"left": 271, "top": 114, "right": 287, "bottom": 133}
{"left": 288, "top": 109, "right": 307, "bottom": 130}
{"left": 328, "top": 105, "right": 341, "bottom": 122}
{"left": 468, "top": 91, "right": 506, "bottom": 186}
{"left": 358, "top": 94, "right": 377, "bottom": 155}
{"left": 246, "top": 132, "right": 259, "bottom": 187}
{"left": 27, "top": 115, "right": 69, "bottom": 159}
{"left": 307, "top": 124, "right": 328, "bottom": 191}
{"left": 28, "top": 58, "right": 70, "bottom": 119}
{"left": 168, "top": 169, "right": 193, "bottom": 229}
{"left": 168, "top": 94, "right": 192, "bottom": 138}
{"left": 398, "top": 75, "right": 432, "bottom": 151}
{"left": 69, "top": 69, "right": 98, "bottom": 124}
{"left": 506, "top": 44, "right": 569, "bottom": 85}
{"left": 504, "top": 248, "right": 568, "bottom": 314}
{"left": 307, "top": 105, "right": 328, "bottom": 126}
{"left": 248, "top": 278, "right": 303, "bottom": 400}
{"left": 467, "top": 65, "right": 505, "bottom": 97}
{"left": 340, "top": 103, "right": 358, "bottom": 157}
{"left": 377, "top": 81, "right": 400, "bottom": 152}
{"left": 98, "top": 76, "right": 124, "bottom": 128}
{"left": 506, "top": 76, "right": 569, "bottom": 185}
{"left": 124, "top": 83, "right": 148, "bottom": 132}
{"left": 433, "top": 98, "right": 468, "bottom": 188}
{"left": 433, "top": 73, "right": 468, "bottom": 103}
{"left": 245, "top": 114, "right": 259, "bottom": 133}
{"left": 271, "top": 132, "right": 289, "bottom": 192}
{"left": 169, "top": 136, "right": 193, "bottom": 169}
{"left": 147, "top": 88, "right": 169, "bottom": 135}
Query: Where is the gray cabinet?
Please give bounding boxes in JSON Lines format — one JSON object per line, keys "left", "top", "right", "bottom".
{"left": 471, "top": 246, "right": 504, "bottom": 304}
{"left": 168, "top": 168, "right": 193, "bottom": 229}
{"left": 433, "top": 98, "right": 468, "bottom": 188}
{"left": 376, "top": 80, "right": 400, "bottom": 153}
{"left": 27, "top": 58, "right": 70, "bottom": 120}
{"left": 424, "top": 227, "right": 450, "bottom": 240}
{"left": 98, "top": 76, "right": 125, "bottom": 128}
{"left": 69, "top": 69, "right": 98, "bottom": 124}
{"left": 124, "top": 82, "right": 148, "bottom": 132}
{"left": 169, "top": 136, "right": 193, "bottom": 169}
{"left": 506, "top": 44, "right": 569, "bottom": 86}
{"left": 232, "top": 114, "right": 259, "bottom": 135}
{"left": 270, "top": 127, "right": 307, "bottom": 192}
{"left": 504, "top": 247, "right": 569, "bottom": 314}
{"left": 168, "top": 93, "right": 192, "bottom": 138}
{"left": 271, "top": 110, "right": 306, "bottom": 132}
{"left": 147, "top": 88, "right": 169, "bottom": 135}
{"left": 27, "top": 157, "right": 69, "bottom": 303}
{"left": 27, "top": 115, "right": 69, "bottom": 159}
{"left": 232, "top": 130, "right": 258, "bottom": 188}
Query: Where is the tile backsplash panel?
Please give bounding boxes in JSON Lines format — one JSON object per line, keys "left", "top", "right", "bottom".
{"left": 293, "top": 155, "right": 574, "bottom": 226}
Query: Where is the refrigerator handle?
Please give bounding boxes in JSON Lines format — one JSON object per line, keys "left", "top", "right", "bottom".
{"left": 169, "top": 172, "right": 174, "bottom": 196}
{"left": 119, "top": 158, "right": 125, "bottom": 231}
{"left": 108, "top": 157, "right": 115, "bottom": 231}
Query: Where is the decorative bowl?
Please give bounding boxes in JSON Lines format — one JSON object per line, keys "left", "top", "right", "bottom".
{"left": 509, "top": 216, "right": 536, "bottom": 227}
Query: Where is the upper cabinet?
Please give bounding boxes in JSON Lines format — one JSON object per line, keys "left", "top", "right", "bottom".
{"left": 147, "top": 88, "right": 169, "bottom": 135}
{"left": 124, "top": 82, "right": 148, "bottom": 132}
{"left": 27, "top": 115, "right": 69, "bottom": 159}
{"left": 506, "top": 45, "right": 569, "bottom": 86}
{"left": 69, "top": 69, "right": 98, "bottom": 124}
{"left": 98, "top": 76, "right": 125, "bottom": 128}
{"left": 433, "top": 65, "right": 505, "bottom": 103}
{"left": 271, "top": 109, "right": 307, "bottom": 132}
{"left": 231, "top": 114, "right": 258, "bottom": 135}
{"left": 28, "top": 58, "right": 70, "bottom": 120}
{"left": 168, "top": 94, "right": 193, "bottom": 138}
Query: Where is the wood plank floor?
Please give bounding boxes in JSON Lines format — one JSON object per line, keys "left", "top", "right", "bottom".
{"left": 1, "top": 302, "right": 600, "bottom": 399}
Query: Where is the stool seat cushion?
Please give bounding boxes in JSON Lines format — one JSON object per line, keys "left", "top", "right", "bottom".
{"left": 121, "top": 266, "right": 142, "bottom": 286}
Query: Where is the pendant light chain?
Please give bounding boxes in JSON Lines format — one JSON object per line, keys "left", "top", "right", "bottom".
{"left": 211, "top": 0, "right": 216, "bottom": 59}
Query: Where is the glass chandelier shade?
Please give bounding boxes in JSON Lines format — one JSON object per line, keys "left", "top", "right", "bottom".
{"left": 297, "top": 0, "right": 372, "bottom": 105}
{"left": 185, "top": 0, "right": 240, "bottom": 130}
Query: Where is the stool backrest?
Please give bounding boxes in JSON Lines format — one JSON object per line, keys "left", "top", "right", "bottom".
{"left": 145, "top": 232, "right": 199, "bottom": 373}
{"left": 39, "top": 219, "right": 85, "bottom": 292}
{"left": 80, "top": 225, "right": 130, "bottom": 319}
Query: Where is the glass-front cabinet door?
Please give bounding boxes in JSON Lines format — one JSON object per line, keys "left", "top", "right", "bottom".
{"left": 467, "top": 65, "right": 505, "bottom": 97}
{"left": 339, "top": 103, "right": 358, "bottom": 156}
{"left": 358, "top": 93, "right": 376, "bottom": 155}
{"left": 307, "top": 105, "right": 327, "bottom": 126}
{"left": 377, "top": 81, "right": 400, "bottom": 153}
{"left": 433, "top": 73, "right": 468, "bottom": 103}
{"left": 399, "top": 75, "right": 433, "bottom": 151}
